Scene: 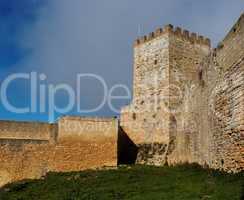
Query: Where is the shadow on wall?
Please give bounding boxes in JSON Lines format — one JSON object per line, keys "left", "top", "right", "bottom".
{"left": 117, "top": 127, "right": 138, "bottom": 165}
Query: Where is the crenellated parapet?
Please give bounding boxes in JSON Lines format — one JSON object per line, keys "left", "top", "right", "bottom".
{"left": 134, "top": 24, "right": 211, "bottom": 47}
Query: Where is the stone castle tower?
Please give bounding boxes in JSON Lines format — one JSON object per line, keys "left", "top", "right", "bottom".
{"left": 0, "top": 13, "right": 243, "bottom": 187}
{"left": 121, "top": 13, "right": 244, "bottom": 172}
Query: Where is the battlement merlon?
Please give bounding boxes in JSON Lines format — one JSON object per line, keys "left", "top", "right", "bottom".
{"left": 134, "top": 24, "right": 211, "bottom": 47}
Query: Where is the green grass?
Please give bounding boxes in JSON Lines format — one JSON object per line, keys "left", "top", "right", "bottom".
{"left": 0, "top": 165, "right": 243, "bottom": 200}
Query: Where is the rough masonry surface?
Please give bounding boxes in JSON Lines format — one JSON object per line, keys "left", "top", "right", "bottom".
{"left": 0, "top": 13, "right": 243, "bottom": 187}
{"left": 121, "top": 13, "right": 244, "bottom": 172}
{"left": 0, "top": 117, "right": 118, "bottom": 186}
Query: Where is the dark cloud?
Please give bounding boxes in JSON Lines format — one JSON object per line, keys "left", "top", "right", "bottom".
{"left": 0, "top": 0, "right": 243, "bottom": 121}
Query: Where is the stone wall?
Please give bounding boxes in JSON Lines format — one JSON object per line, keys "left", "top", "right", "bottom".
{"left": 207, "top": 57, "right": 244, "bottom": 172}
{"left": 121, "top": 27, "right": 171, "bottom": 165}
{"left": 121, "top": 24, "right": 211, "bottom": 165}
{"left": 0, "top": 117, "right": 118, "bottom": 187}
{"left": 0, "top": 121, "right": 57, "bottom": 187}
{"left": 166, "top": 26, "right": 211, "bottom": 165}
{"left": 121, "top": 13, "right": 244, "bottom": 172}
{"left": 0, "top": 13, "right": 243, "bottom": 188}
{"left": 52, "top": 116, "right": 118, "bottom": 172}
{"left": 0, "top": 139, "right": 51, "bottom": 187}
{"left": 201, "top": 14, "right": 244, "bottom": 172}
{"left": 170, "top": 13, "right": 244, "bottom": 172}
{"left": 0, "top": 121, "right": 56, "bottom": 141}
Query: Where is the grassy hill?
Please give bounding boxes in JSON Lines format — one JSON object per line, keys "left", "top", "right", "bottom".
{"left": 0, "top": 165, "right": 243, "bottom": 200}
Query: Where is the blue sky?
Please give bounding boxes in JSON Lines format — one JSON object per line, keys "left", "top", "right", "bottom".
{"left": 0, "top": 0, "right": 243, "bottom": 122}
